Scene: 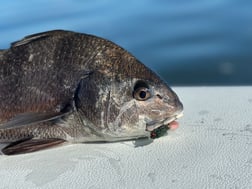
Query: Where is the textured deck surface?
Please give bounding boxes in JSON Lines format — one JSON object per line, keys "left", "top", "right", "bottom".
{"left": 0, "top": 87, "right": 251, "bottom": 189}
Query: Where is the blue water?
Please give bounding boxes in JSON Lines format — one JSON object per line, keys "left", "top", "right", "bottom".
{"left": 1, "top": 0, "right": 252, "bottom": 85}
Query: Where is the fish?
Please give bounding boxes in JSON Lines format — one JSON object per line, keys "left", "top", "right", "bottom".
{"left": 0, "top": 30, "right": 183, "bottom": 155}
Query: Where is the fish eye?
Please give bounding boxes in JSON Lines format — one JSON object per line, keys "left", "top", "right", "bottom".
{"left": 133, "top": 87, "right": 151, "bottom": 101}
{"left": 133, "top": 81, "right": 151, "bottom": 101}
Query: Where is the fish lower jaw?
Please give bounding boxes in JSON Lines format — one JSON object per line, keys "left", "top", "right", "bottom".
{"left": 146, "top": 112, "right": 183, "bottom": 132}
{"left": 146, "top": 118, "right": 175, "bottom": 132}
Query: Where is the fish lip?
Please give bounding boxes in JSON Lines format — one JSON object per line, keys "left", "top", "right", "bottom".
{"left": 146, "top": 112, "right": 183, "bottom": 132}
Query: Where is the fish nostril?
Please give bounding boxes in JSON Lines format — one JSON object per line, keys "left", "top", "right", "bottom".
{"left": 156, "top": 94, "right": 163, "bottom": 99}
{"left": 162, "top": 96, "right": 170, "bottom": 103}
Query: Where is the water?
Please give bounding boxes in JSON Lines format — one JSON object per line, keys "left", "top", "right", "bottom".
{"left": 1, "top": 0, "right": 252, "bottom": 86}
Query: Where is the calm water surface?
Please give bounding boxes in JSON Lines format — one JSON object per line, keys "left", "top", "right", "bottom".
{"left": 1, "top": 0, "right": 252, "bottom": 85}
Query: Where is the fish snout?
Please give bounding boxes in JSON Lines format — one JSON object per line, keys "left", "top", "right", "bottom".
{"left": 155, "top": 92, "right": 183, "bottom": 115}
{"left": 174, "top": 98, "right": 183, "bottom": 115}
{"left": 146, "top": 94, "right": 183, "bottom": 132}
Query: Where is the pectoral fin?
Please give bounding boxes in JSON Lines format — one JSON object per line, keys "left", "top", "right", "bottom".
{"left": 0, "top": 111, "right": 70, "bottom": 130}
{"left": 2, "top": 138, "right": 66, "bottom": 155}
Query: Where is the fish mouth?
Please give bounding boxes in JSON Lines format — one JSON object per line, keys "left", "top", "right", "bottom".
{"left": 146, "top": 112, "right": 183, "bottom": 132}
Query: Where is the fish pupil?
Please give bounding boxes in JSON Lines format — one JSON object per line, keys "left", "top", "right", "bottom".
{"left": 139, "top": 91, "right": 146, "bottom": 99}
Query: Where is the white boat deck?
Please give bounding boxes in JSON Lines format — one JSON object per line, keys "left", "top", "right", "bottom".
{"left": 0, "top": 87, "right": 251, "bottom": 189}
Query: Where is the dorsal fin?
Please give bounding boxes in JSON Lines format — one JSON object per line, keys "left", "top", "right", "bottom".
{"left": 0, "top": 50, "right": 4, "bottom": 57}
{"left": 11, "top": 30, "right": 69, "bottom": 47}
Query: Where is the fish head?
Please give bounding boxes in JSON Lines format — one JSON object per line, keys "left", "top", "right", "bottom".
{"left": 76, "top": 46, "right": 183, "bottom": 141}
{"left": 102, "top": 78, "right": 183, "bottom": 140}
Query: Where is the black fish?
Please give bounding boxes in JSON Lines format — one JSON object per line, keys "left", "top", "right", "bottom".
{"left": 0, "top": 30, "right": 183, "bottom": 155}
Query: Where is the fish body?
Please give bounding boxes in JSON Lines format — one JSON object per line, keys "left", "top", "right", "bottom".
{"left": 0, "top": 30, "right": 183, "bottom": 155}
